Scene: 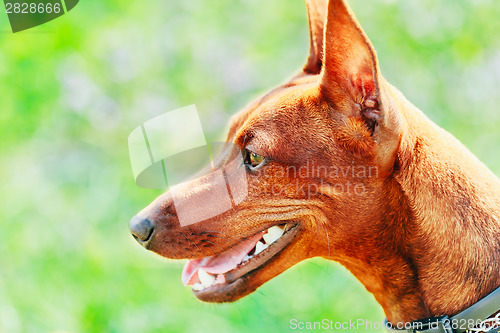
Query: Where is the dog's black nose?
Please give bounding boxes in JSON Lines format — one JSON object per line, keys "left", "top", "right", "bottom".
{"left": 129, "top": 216, "right": 155, "bottom": 244}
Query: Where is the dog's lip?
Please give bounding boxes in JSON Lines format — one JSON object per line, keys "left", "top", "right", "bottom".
{"left": 191, "top": 223, "right": 300, "bottom": 300}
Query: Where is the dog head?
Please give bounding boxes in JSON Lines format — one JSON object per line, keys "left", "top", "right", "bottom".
{"left": 130, "top": 0, "right": 405, "bottom": 303}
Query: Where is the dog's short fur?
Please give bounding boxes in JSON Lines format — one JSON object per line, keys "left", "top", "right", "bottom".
{"left": 131, "top": 0, "right": 500, "bottom": 325}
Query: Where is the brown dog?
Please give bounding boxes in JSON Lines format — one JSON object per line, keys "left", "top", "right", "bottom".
{"left": 130, "top": 0, "right": 500, "bottom": 327}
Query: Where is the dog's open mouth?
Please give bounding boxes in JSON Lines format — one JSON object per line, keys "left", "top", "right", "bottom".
{"left": 181, "top": 223, "right": 299, "bottom": 299}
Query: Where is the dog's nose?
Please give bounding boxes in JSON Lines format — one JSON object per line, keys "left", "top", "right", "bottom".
{"left": 129, "top": 216, "right": 156, "bottom": 244}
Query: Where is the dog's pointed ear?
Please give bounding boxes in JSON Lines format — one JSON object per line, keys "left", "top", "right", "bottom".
{"left": 303, "top": 0, "right": 328, "bottom": 74}
{"left": 320, "top": 0, "right": 383, "bottom": 132}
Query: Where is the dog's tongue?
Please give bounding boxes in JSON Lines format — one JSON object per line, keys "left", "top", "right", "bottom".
{"left": 181, "top": 232, "right": 264, "bottom": 286}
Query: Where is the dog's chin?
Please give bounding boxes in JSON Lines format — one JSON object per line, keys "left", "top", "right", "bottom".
{"left": 188, "top": 223, "right": 301, "bottom": 303}
{"left": 192, "top": 269, "right": 259, "bottom": 303}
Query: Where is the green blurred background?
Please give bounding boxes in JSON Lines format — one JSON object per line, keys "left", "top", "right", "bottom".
{"left": 1, "top": 0, "right": 499, "bottom": 332}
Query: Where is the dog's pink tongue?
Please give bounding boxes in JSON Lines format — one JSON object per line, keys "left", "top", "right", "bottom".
{"left": 182, "top": 232, "right": 264, "bottom": 286}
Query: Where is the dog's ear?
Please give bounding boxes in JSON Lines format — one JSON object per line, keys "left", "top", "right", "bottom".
{"left": 303, "top": 0, "right": 328, "bottom": 74}
{"left": 320, "top": 0, "right": 383, "bottom": 132}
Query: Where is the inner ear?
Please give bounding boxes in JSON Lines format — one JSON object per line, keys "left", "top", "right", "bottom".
{"left": 320, "top": 0, "right": 383, "bottom": 130}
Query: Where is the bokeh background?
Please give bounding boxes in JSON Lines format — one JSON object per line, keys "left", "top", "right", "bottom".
{"left": 1, "top": 0, "right": 500, "bottom": 332}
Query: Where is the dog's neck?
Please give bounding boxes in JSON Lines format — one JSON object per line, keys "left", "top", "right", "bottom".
{"left": 333, "top": 85, "right": 500, "bottom": 325}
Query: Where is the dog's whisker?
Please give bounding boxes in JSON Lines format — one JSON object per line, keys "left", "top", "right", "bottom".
{"left": 200, "top": 230, "right": 239, "bottom": 241}
{"left": 253, "top": 289, "right": 276, "bottom": 307}
{"left": 200, "top": 239, "right": 226, "bottom": 252}
{"left": 201, "top": 233, "right": 233, "bottom": 240}
{"left": 184, "top": 235, "right": 209, "bottom": 257}
{"left": 181, "top": 242, "right": 197, "bottom": 259}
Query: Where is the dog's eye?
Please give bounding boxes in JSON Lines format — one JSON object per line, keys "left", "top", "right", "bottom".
{"left": 244, "top": 149, "right": 265, "bottom": 169}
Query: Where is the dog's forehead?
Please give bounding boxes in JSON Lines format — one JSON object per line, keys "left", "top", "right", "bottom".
{"left": 226, "top": 82, "right": 341, "bottom": 164}
{"left": 230, "top": 81, "right": 322, "bottom": 134}
{"left": 227, "top": 74, "right": 325, "bottom": 135}
{"left": 238, "top": 87, "right": 320, "bottom": 132}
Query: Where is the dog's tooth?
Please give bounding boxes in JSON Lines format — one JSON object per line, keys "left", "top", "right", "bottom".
{"left": 263, "top": 225, "right": 284, "bottom": 244}
{"left": 242, "top": 254, "right": 252, "bottom": 262}
{"left": 198, "top": 268, "right": 215, "bottom": 288}
{"left": 254, "top": 241, "right": 268, "bottom": 255}
{"left": 192, "top": 283, "right": 204, "bottom": 291}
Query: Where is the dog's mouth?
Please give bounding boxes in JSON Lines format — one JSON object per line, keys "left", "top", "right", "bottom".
{"left": 181, "top": 222, "right": 299, "bottom": 301}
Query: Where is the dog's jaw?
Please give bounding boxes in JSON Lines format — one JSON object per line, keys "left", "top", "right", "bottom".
{"left": 188, "top": 223, "right": 302, "bottom": 302}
